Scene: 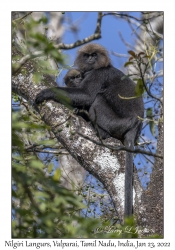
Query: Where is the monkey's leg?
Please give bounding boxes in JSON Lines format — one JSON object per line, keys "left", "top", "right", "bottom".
{"left": 89, "top": 95, "right": 134, "bottom": 140}
{"left": 90, "top": 95, "right": 137, "bottom": 217}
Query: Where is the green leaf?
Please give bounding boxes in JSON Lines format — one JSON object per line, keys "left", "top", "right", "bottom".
{"left": 53, "top": 168, "right": 61, "bottom": 181}
{"left": 135, "top": 79, "right": 144, "bottom": 97}
{"left": 146, "top": 108, "right": 156, "bottom": 136}
{"left": 12, "top": 162, "right": 26, "bottom": 173}
{"left": 37, "top": 139, "right": 56, "bottom": 146}
{"left": 149, "top": 120, "right": 156, "bottom": 136}
{"left": 34, "top": 191, "right": 49, "bottom": 199}
{"left": 48, "top": 163, "right": 53, "bottom": 173}
{"left": 124, "top": 61, "right": 134, "bottom": 67}
{"left": 39, "top": 203, "right": 47, "bottom": 212}
{"left": 30, "top": 160, "right": 43, "bottom": 169}
{"left": 37, "top": 59, "right": 51, "bottom": 68}
{"left": 143, "top": 55, "right": 151, "bottom": 59}
{"left": 32, "top": 72, "right": 42, "bottom": 84}
{"left": 128, "top": 50, "right": 136, "bottom": 57}
{"left": 121, "top": 74, "right": 134, "bottom": 81}
{"left": 12, "top": 133, "right": 24, "bottom": 149}
{"left": 146, "top": 108, "right": 152, "bottom": 119}
{"left": 129, "top": 56, "right": 133, "bottom": 61}
{"left": 138, "top": 52, "right": 145, "bottom": 57}
{"left": 39, "top": 16, "right": 48, "bottom": 24}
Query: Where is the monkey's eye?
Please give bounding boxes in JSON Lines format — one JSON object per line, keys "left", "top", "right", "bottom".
{"left": 83, "top": 53, "right": 89, "bottom": 58}
{"left": 76, "top": 74, "right": 81, "bottom": 79}
{"left": 92, "top": 53, "right": 97, "bottom": 57}
{"left": 70, "top": 76, "right": 75, "bottom": 80}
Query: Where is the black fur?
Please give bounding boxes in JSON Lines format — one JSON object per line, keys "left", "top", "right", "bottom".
{"left": 35, "top": 65, "right": 143, "bottom": 144}
{"left": 35, "top": 44, "right": 144, "bottom": 217}
{"left": 64, "top": 69, "right": 111, "bottom": 139}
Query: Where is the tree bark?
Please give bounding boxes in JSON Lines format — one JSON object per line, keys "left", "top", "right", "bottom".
{"left": 12, "top": 58, "right": 127, "bottom": 222}
{"left": 12, "top": 49, "right": 163, "bottom": 231}
{"left": 134, "top": 121, "right": 163, "bottom": 236}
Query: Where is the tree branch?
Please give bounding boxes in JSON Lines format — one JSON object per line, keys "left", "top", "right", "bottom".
{"left": 55, "top": 12, "right": 102, "bottom": 49}
{"left": 77, "top": 131, "right": 163, "bottom": 159}
{"left": 12, "top": 12, "right": 103, "bottom": 75}
{"left": 12, "top": 60, "right": 128, "bottom": 222}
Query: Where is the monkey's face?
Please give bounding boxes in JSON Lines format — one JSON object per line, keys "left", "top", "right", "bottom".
{"left": 75, "top": 43, "right": 111, "bottom": 72}
{"left": 66, "top": 73, "right": 82, "bottom": 87}
{"left": 83, "top": 52, "right": 98, "bottom": 69}
{"left": 76, "top": 51, "right": 103, "bottom": 72}
{"left": 64, "top": 69, "right": 82, "bottom": 87}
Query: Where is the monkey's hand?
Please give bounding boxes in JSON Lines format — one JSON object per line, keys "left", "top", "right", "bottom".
{"left": 35, "top": 88, "right": 56, "bottom": 104}
{"left": 34, "top": 87, "right": 72, "bottom": 107}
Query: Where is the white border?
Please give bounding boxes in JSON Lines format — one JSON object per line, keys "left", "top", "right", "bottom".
{"left": 1, "top": 1, "right": 174, "bottom": 248}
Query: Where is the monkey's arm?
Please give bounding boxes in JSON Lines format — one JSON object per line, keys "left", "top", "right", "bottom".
{"left": 35, "top": 67, "right": 105, "bottom": 107}
{"left": 35, "top": 85, "right": 96, "bottom": 108}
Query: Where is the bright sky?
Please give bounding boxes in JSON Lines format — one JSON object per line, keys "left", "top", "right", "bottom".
{"left": 58, "top": 12, "right": 141, "bottom": 84}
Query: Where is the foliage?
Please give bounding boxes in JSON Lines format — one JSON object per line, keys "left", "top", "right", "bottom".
{"left": 12, "top": 13, "right": 65, "bottom": 78}
{"left": 12, "top": 111, "right": 88, "bottom": 238}
{"left": 12, "top": 111, "right": 141, "bottom": 238}
{"left": 123, "top": 40, "right": 163, "bottom": 187}
{"left": 11, "top": 11, "right": 163, "bottom": 237}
